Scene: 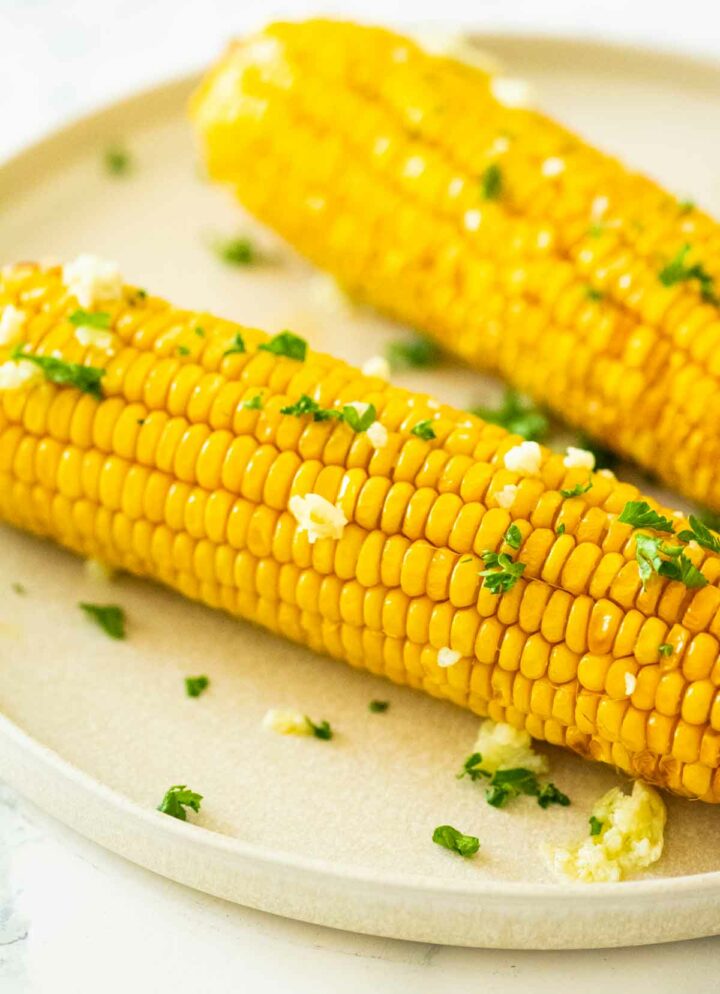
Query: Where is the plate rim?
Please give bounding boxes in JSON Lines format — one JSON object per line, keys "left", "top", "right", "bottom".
{"left": 4, "top": 29, "right": 720, "bottom": 938}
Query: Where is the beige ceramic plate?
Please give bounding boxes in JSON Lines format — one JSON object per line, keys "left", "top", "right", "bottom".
{"left": 2, "top": 34, "right": 720, "bottom": 950}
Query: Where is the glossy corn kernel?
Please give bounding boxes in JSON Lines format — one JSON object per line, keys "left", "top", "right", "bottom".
{"left": 4, "top": 262, "right": 720, "bottom": 802}
{"left": 193, "top": 19, "right": 720, "bottom": 510}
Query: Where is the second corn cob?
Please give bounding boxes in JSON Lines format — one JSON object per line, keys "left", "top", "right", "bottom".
{"left": 191, "top": 19, "right": 720, "bottom": 510}
{"left": 3, "top": 260, "right": 720, "bottom": 802}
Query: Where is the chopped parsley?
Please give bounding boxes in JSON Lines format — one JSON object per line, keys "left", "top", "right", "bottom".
{"left": 410, "top": 419, "right": 436, "bottom": 441}
{"left": 556, "top": 523, "right": 566, "bottom": 536}
{"left": 79, "top": 602, "right": 126, "bottom": 639}
{"left": 658, "top": 244, "right": 718, "bottom": 304}
{"left": 618, "top": 500, "right": 675, "bottom": 533}
{"left": 11, "top": 582, "right": 26, "bottom": 595}
{"left": 385, "top": 335, "right": 440, "bottom": 371}
{"left": 157, "top": 784, "right": 203, "bottom": 821}
{"left": 432, "top": 824, "right": 480, "bottom": 858}
{"left": 457, "top": 753, "right": 569, "bottom": 809}
{"left": 658, "top": 643, "right": 673, "bottom": 658}
{"left": 68, "top": 309, "right": 111, "bottom": 329}
{"left": 587, "top": 223, "right": 604, "bottom": 238}
{"left": 104, "top": 146, "right": 132, "bottom": 176}
{"left": 259, "top": 331, "right": 307, "bottom": 361}
{"left": 369, "top": 700, "right": 390, "bottom": 713}
{"left": 136, "top": 418, "right": 146, "bottom": 426}
{"left": 129, "top": 288, "right": 147, "bottom": 306}
{"left": 480, "top": 163, "right": 503, "bottom": 200}
{"left": 585, "top": 286, "right": 604, "bottom": 302}
{"left": 212, "top": 235, "right": 257, "bottom": 266}
{"left": 678, "top": 199, "right": 695, "bottom": 214}
{"left": 177, "top": 345, "right": 190, "bottom": 356}
{"left": 471, "top": 389, "right": 549, "bottom": 442}
{"left": 243, "top": 394, "right": 263, "bottom": 410}
{"left": 281, "top": 394, "right": 342, "bottom": 422}
{"left": 559, "top": 478, "right": 593, "bottom": 499}
{"left": 342, "top": 403, "right": 377, "bottom": 433}
{"left": 11, "top": 345, "right": 105, "bottom": 399}
{"left": 634, "top": 533, "right": 707, "bottom": 590}
{"left": 589, "top": 815, "right": 603, "bottom": 836}
{"left": 677, "top": 514, "right": 720, "bottom": 554}
{"left": 223, "top": 332, "right": 246, "bottom": 357}
{"left": 504, "top": 523, "right": 522, "bottom": 550}
{"left": 480, "top": 551, "right": 525, "bottom": 594}
{"left": 185, "top": 675, "right": 209, "bottom": 698}
{"left": 194, "top": 326, "right": 206, "bottom": 338}
{"left": 305, "top": 716, "right": 333, "bottom": 740}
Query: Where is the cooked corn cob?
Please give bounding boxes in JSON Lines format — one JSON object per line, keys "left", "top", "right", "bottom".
{"left": 4, "top": 261, "right": 720, "bottom": 802}
{"left": 191, "top": 19, "right": 720, "bottom": 510}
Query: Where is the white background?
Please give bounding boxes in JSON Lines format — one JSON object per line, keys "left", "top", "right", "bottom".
{"left": 3, "top": 1, "right": 720, "bottom": 991}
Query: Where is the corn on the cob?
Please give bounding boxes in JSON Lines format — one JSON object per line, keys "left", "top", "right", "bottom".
{"left": 4, "top": 261, "right": 720, "bottom": 802}
{"left": 191, "top": 19, "right": 720, "bottom": 510}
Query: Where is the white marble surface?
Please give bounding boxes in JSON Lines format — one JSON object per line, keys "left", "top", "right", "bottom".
{"left": 3, "top": 1, "right": 720, "bottom": 990}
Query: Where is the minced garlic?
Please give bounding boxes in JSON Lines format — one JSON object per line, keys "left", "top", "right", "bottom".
{"left": 262, "top": 709, "right": 311, "bottom": 736}
{"left": 503, "top": 440, "right": 542, "bottom": 476}
{"left": 0, "top": 304, "right": 26, "bottom": 345}
{"left": 74, "top": 326, "right": 114, "bottom": 352}
{"left": 548, "top": 781, "right": 666, "bottom": 883}
{"left": 495, "top": 484, "right": 518, "bottom": 509}
{"left": 0, "top": 360, "right": 42, "bottom": 391}
{"left": 62, "top": 254, "right": 122, "bottom": 309}
{"left": 473, "top": 719, "right": 549, "bottom": 776}
{"left": 437, "top": 646, "right": 461, "bottom": 668}
{"left": 366, "top": 421, "right": 388, "bottom": 449}
{"left": 288, "top": 493, "right": 347, "bottom": 544}
{"left": 563, "top": 446, "right": 595, "bottom": 470}
{"left": 362, "top": 355, "right": 390, "bottom": 380}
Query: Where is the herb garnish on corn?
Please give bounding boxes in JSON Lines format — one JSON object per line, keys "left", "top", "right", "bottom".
{"left": 5, "top": 261, "right": 720, "bottom": 802}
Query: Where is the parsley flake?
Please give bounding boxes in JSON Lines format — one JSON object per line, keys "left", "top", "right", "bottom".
{"left": 281, "top": 394, "right": 342, "bottom": 422}
{"left": 194, "top": 326, "right": 206, "bottom": 338}
{"left": 177, "top": 345, "right": 190, "bottom": 356}
{"left": 385, "top": 335, "right": 440, "bottom": 371}
{"left": 212, "top": 236, "right": 257, "bottom": 266}
{"left": 243, "top": 394, "right": 263, "bottom": 410}
{"left": 480, "top": 163, "right": 503, "bottom": 200}
{"left": 223, "top": 332, "right": 246, "bottom": 357}
{"left": 69, "top": 309, "right": 111, "bottom": 329}
{"left": 677, "top": 514, "right": 720, "bottom": 554}
{"left": 678, "top": 200, "right": 695, "bottom": 215}
{"left": 432, "top": 824, "right": 480, "bottom": 858}
{"left": 480, "top": 551, "right": 525, "bottom": 594}
{"left": 411, "top": 419, "right": 436, "bottom": 441}
{"left": 457, "top": 752, "right": 489, "bottom": 782}
{"left": 157, "top": 785, "right": 203, "bottom": 821}
{"left": 185, "top": 675, "right": 209, "bottom": 698}
{"left": 589, "top": 815, "right": 603, "bottom": 836}
{"left": 104, "top": 146, "right": 132, "bottom": 176}
{"left": 369, "top": 700, "right": 390, "bottom": 713}
{"left": 586, "top": 286, "right": 604, "bottom": 302}
{"left": 305, "top": 716, "right": 333, "bottom": 740}
{"left": 560, "top": 478, "right": 593, "bottom": 499}
{"left": 79, "top": 602, "right": 126, "bottom": 639}
{"left": 658, "top": 643, "right": 673, "bottom": 658}
{"left": 11, "top": 582, "right": 26, "bottom": 595}
{"left": 457, "top": 753, "right": 569, "bottom": 809}
{"left": 556, "top": 523, "right": 566, "bottom": 536}
{"left": 504, "top": 523, "right": 522, "bottom": 550}
{"left": 471, "top": 389, "right": 548, "bottom": 442}
{"left": 342, "top": 403, "right": 377, "bottom": 433}
{"left": 11, "top": 346, "right": 105, "bottom": 399}
{"left": 618, "top": 500, "right": 675, "bottom": 533}
{"left": 659, "top": 244, "right": 718, "bottom": 304}
{"left": 259, "top": 331, "right": 307, "bottom": 361}
{"left": 634, "top": 533, "right": 707, "bottom": 590}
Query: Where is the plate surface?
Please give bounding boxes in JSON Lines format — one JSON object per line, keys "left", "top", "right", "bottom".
{"left": 2, "top": 33, "right": 720, "bottom": 950}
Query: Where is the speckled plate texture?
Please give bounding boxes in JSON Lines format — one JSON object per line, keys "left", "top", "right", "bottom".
{"left": 2, "top": 33, "right": 720, "bottom": 949}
